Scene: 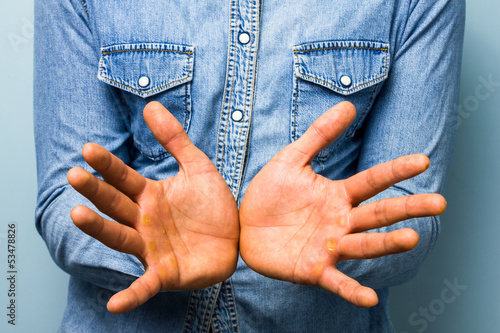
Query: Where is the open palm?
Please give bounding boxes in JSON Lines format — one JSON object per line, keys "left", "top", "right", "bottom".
{"left": 67, "top": 102, "right": 239, "bottom": 314}
{"left": 239, "top": 102, "right": 446, "bottom": 307}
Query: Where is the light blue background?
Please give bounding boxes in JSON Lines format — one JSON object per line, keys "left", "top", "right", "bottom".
{"left": 390, "top": 1, "right": 500, "bottom": 332}
{"left": 0, "top": 1, "right": 498, "bottom": 332}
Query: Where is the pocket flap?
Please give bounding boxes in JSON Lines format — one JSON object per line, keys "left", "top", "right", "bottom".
{"left": 293, "top": 40, "right": 389, "bottom": 95}
{"left": 98, "top": 43, "right": 194, "bottom": 98}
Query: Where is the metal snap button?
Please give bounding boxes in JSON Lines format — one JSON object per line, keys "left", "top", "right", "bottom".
{"left": 340, "top": 75, "right": 352, "bottom": 87}
{"left": 238, "top": 32, "right": 251, "bottom": 45}
{"left": 231, "top": 110, "right": 244, "bottom": 122}
{"left": 138, "top": 76, "right": 150, "bottom": 88}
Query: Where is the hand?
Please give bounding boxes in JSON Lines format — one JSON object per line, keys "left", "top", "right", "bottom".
{"left": 67, "top": 102, "right": 239, "bottom": 314}
{"left": 239, "top": 102, "right": 446, "bottom": 307}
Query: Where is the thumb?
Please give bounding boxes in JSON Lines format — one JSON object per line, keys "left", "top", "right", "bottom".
{"left": 143, "top": 101, "right": 207, "bottom": 172}
{"left": 278, "top": 101, "right": 356, "bottom": 166}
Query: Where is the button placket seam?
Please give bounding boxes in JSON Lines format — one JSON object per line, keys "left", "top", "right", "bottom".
{"left": 215, "top": 0, "right": 239, "bottom": 175}
{"left": 201, "top": 284, "right": 222, "bottom": 333}
{"left": 291, "top": 51, "right": 301, "bottom": 142}
{"left": 225, "top": 279, "right": 240, "bottom": 333}
{"left": 229, "top": 0, "right": 259, "bottom": 196}
{"left": 79, "top": 0, "right": 89, "bottom": 18}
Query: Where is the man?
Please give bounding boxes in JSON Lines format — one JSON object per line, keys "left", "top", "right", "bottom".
{"left": 34, "top": 0, "right": 465, "bottom": 331}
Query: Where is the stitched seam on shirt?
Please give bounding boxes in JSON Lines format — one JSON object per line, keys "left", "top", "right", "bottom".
{"left": 291, "top": 52, "right": 301, "bottom": 142}
{"left": 204, "top": 285, "right": 221, "bottom": 333}
{"left": 233, "top": 0, "right": 259, "bottom": 194}
{"left": 226, "top": 279, "right": 240, "bottom": 333}
{"left": 294, "top": 46, "right": 388, "bottom": 53}
{"left": 100, "top": 76, "right": 189, "bottom": 95}
{"left": 299, "top": 72, "right": 386, "bottom": 93}
{"left": 223, "top": 284, "right": 233, "bottom": 333}
{"left": 233, "top": 0, "right": 262, "bottom": 200}
{"left": 79, "top": 0, "right": 89, "bottom": 18}
{"left": 181, "top": 290, "right": 197, "bottom": 333}
{"left": 291, "top": 80, "right": 299, "bottom": 141}
{"left": 354, "top": 84, "right": 378, "bottom": 130}
{"left": 183, "top": 53, "right": 194, "bottom": 130}
{"left": 224, "top": 0, "right": 239, "bottom": 165}
{"left": 384, "top": 45, "right": 390, "bottom": 76}
{"left": 216, "top": 0, "right": 239, "bottom": 173}
{"left": 231, "top": 0, "right": 256, "bottom": 192}
{"left": 102, "top": 49, "right": 193, "bottom": 55}
{"left": 100, "top": 51, "right": 192, "bottom": 95}
{"left": 184, "top": 84, "right": 190, "bottom": 128}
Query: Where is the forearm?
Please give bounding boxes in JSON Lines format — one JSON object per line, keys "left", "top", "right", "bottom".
{"left": 339, "top": 0, "right": 465, "bottom": 289}
{"left": 34, "top": 0, "right": 139, "bottom": 290}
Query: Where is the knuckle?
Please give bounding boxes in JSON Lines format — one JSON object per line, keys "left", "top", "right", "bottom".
{"left": 86, "top": 176, "right": 101, "bottom": 198}
{"left": 360, "top": 236, "right": 371, "bottom": 257}
{"left": 383, "top": 233, "right": 396, "bottom": 253}
{"left": 116, "top": 165, "right": 129, "bottom": 183}
{"left": 113, "top": 227, "right": 128, "bottom": 249}
{"left": 365, "top": 169, "right": 378, "bottom": 190}
{"left": 90, "top": 214, "right": 105, "bottom": 237}
{"left": 310, "top": 122, "right": 329, "bottom": 145}
{"left": 374, "top": 201, "right": 387, "bottom": 225}
{"left": 107, "top": 191, "right": 123, "bottom": 212}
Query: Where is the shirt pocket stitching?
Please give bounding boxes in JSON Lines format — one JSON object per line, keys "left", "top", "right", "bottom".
{"left": 97, "top": 42, "right": 195, "bottom": 160}
{"left": 98, "top": 43, "right": 194, "bottom": 99}
{"left": 293, "top": 41, "right": 390, "bottom": 95}
{"left": 291, "top": 40, "right": 390, "bottom": 163}
{"left": 99, "top": 74, "right": 193, "bottom": 97}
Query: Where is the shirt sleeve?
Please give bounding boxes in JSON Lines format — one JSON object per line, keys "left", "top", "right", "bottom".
{"left": 337, "top": 0, "right": 465, "bottom": 289}
{"left": 34, "top": 0, "right": 144, "bottom": 291}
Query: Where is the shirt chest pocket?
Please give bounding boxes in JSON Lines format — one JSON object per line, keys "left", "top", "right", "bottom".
{"left": 98, "top": 42, "right": 194, "bottom": 160}
{"left": 292, "top": 40, "right": 390, "bottom": 162}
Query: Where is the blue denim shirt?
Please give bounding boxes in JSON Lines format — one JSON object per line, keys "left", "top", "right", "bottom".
{"left": 34, "top": 0, "right": 465, "bottom": 332}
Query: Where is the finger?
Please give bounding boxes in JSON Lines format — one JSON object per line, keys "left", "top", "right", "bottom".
{"left": 349, "top": 193, "right": 447, "bottom": 232}
{"left": 337, "top": 228, "right": 419, "bottom": 260}
{"left": 68, "top": 167, "right": 139, "bottom": 226}
{"left": 344, "top": 154, "right": 430, "bottom": 206}
{"left": 107, "top": 269, "right": 162, "bottom": 314}
{"left": 70, "top": 205, "right": 144, "bottom": 255}
{"left": 81, "top": 143, "right": 147, "bottom": 199}
{"left": 318, "top": 267, "right": 378, "bottom": 308}
{"left": 275, "top": 102, "right": 356, "bottom": 166}
{"left": 143, "top": 102, "right": 213, "bottom": 174}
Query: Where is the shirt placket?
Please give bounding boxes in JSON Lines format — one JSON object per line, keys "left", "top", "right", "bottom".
{"left": 183, "top": 1, "right": 261, "bottom": 332}
{"left": 216, "top": 0, "right": 261, "bottom": 199}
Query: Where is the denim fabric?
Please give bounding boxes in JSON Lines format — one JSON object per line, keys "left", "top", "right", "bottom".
{"left": 34, "top": 0, "right": 465, "bottom": 332}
